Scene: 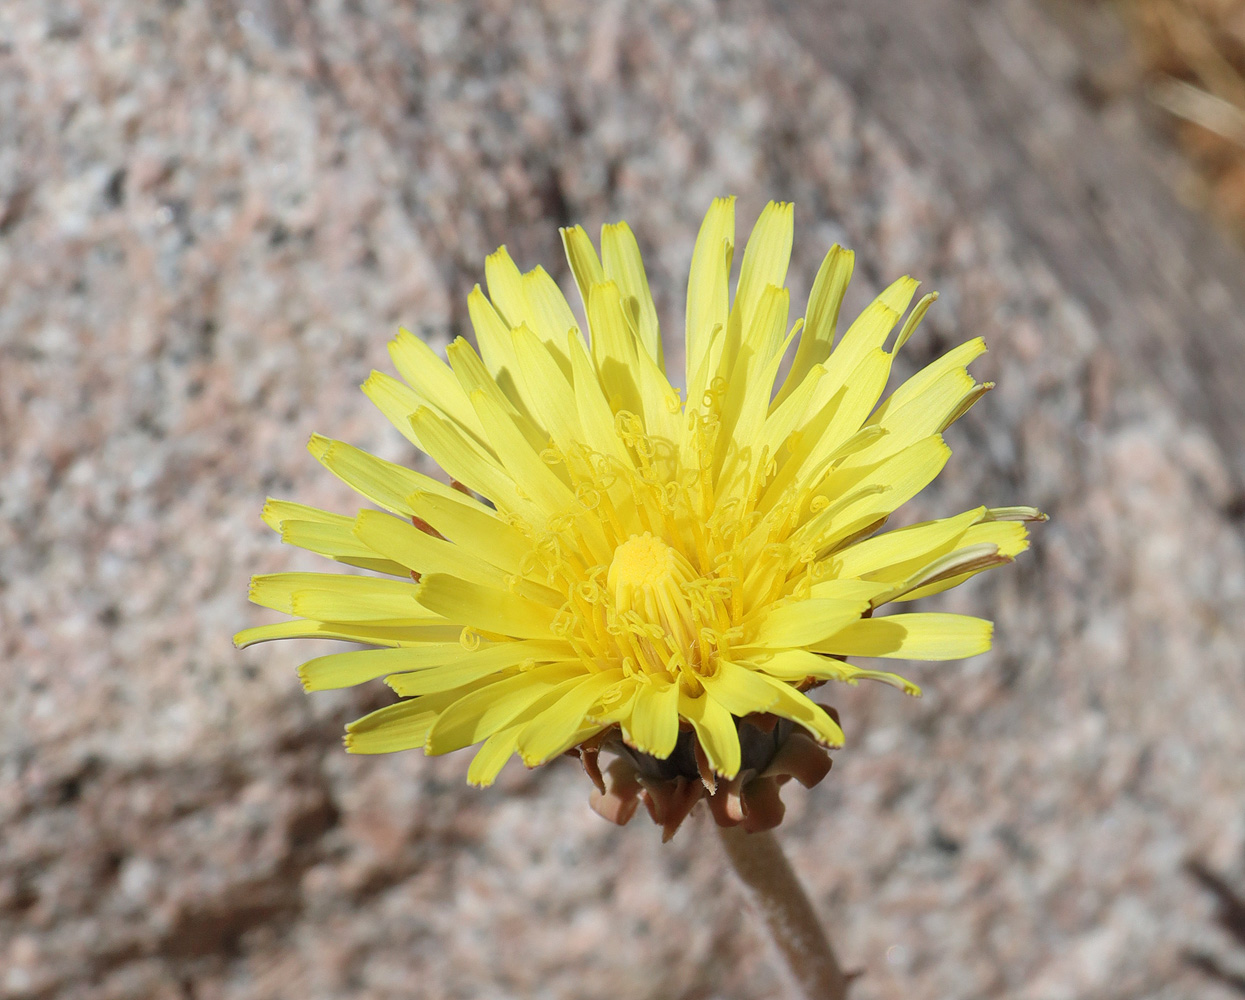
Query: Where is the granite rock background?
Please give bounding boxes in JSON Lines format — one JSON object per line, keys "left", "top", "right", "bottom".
{"left": 4, "top": 1, "right": 1245, "bottom": 998}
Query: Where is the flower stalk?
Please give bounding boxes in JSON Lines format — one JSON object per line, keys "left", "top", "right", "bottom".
{"left": 717, "top": 824, "right": 849, "bottom": 1000}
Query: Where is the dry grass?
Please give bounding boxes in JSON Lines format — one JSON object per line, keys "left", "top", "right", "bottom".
{"left": 1121, "top": 0, "right": 1245, "bottom": 230}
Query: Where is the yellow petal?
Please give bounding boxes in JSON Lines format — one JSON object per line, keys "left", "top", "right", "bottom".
{"left": 352, "top": 509, "right": 512, "bottom": 591}
{"left": 759, "top": 348, "right": 894, "bottom": 513}
{"left": 588, "top": 678, "right": 639, "bottom": 726}
{"left": 388, "top": 640, "right": 577, "bottom": 697}
{"left": 560, "top": 224, "right": 605, "bottom": 314}
{"left": 484, "top": 246, "right": 527, "bottom": 329}
{"left": 965, "top": 520, "right": 1032, "bottom": 559}
{"left": 466, "top": 724, "right": 524, "bottom": 787}
{"left": 467, "top": 283, "right": 537, "bottom": 421}
{"left": 680, "top": 688, "right": 741, "bottom": 778}
{"left": 248, "top": 572, "right": 437, "bottom": 622}
{"left": 516, "top": 668, "right": 625, "bottom": 766}
{"left": 624, "top": 680, "right": 681, "bottom": 758}
{"left": 299, "top": 643, "right": 467, "bottom": 692}
{"left": 848, "top": 342, "right": 989, "bottom": 468}
{"left": 307, "top": 433, "right": 466, "bottom": 517}
{"left": 797, "top": 435, "right": 952, "bottom": 555}
{"left": 868, "top": 366, "right": 977, "bottom": 451}
{"left": 445, "top": 335, "right": 552, "bottom": 457}
{"left": 566, "top": 331, "right": 633, "bottom": 466}
{"left": 388, "top": 329, "right": 487, "bottom": 440}
{"left": 685, "top": 196, "right": 735, "bottom": 388}
{"left": 521, "top": 265, "right": 581, "bottom": 372}
{"left": 730, "top": 284, "right": 793, "bottom": 423}
{"left": 416, "top": 572, "right": 557, "bottom": 638}
{"left": 758, "top": 673, "right": 845, "bottom": 746}
{"left": 747, "top": 598, "right": 871, "bottom": 648}
{"left": 406, "top": 489, "right": 534, "bottom": 577}
{"left": 804, "top": 579, "right": 894, "bottom": 603}
{"left": 708, "top": 658, "right": 846, "bottom": 745}
{"left": 831, "top": 507, "right": 987, "bottom": 582}
{"left": 261, "top": 498, "right": 336, "bottom": 531}
{"left": 233, "top": 620, "right": 461, "bottom": 649}
{"left": 280, "top": 519, "right": 408, "bottom": 576}
{"left": 468, "top": 387, "right": 576, "bottom": 517}
{"left": 630, "top": 330, "right": 684, "bottom": 448}
{"left": 841, "top": 666, "right": 921, "bottom": 695}
{"left": 815, "top": 613, "right": 993, "bottom": 660}
{"left": 873, "top": 337, "right": 987, "bottom": 423}
{"left": 775, "top": 244, "right": 854, "bottom": 405}
{"left": 601, "top": 220, "right": 661, "bottom": 365}
{"left": 345, "top": 699, "right": 447, "bottom": 754}
{"left": 586, "top": 280, "right": 644, "bottom": 416}
{"left": 892, "top": 290, "right": 939, "bottom": 353}
{"left": 754, "top": 362, "right": 826, "bottom": 463}
{"left": 700, "top": 659, "right": 781, "bottom": 715}
{"left": 511, "top": 323, "right": 584, "bottom": 454}
{"left": 714, "top": 293, "right": 796, "bottom": 493}
{"left": 360, "top": 371, "right": 424, "bottom": 448}
{"left": 753, "top": 648, "right": 921, "bottom": 696}
{"left": 345, "top": 679, "right": 496, "bottom": 754}
{"left": 291, "top": 585, "right": 438, "bottom": 624}
{"left": 730, "top": 201, "right": 794, "bottom": 351}
{"left": 408, "top": 406, "right": 525, "bottom": 517}
{"left": 425, "top": 662, "right": 585, "bottom": 755}
{"left": 819, "top": 275, "right": 919, "bottom": 394}
{"left": 264, "top": 502, "right": 409, "bottom": 576}
{"left": 703, "top": 662, "right": 844, "bottom": 748}
{"left": 810, "top": 347, "right": 895, "bottom": 457}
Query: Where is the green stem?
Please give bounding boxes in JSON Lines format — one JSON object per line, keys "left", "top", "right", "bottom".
{"left": 716, "top": 824, "right": 850, "bottom": 1000}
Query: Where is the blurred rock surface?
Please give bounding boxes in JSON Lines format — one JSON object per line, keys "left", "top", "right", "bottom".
{"left": 3, "top": 0, "right": 1245, "bottom": 997}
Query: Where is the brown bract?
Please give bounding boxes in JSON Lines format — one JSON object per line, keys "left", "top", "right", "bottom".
{"left": 572, "top": 711, "right": 838, "bottom": 841}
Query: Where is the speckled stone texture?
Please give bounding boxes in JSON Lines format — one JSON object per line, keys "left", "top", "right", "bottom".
{"left": 4, "top": 1, "right": 1245, "bottom": 998}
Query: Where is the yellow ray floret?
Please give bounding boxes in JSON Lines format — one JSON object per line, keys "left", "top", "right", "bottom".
{"left": 237, "top": 198, "right": 1043, "bottom": 786}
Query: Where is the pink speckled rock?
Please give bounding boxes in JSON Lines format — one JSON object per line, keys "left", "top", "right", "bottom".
{"left": 4, "top": 1, "right": 1245, "bottom": 998}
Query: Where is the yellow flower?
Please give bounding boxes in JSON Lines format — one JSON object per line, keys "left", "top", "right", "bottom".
{"left": 237, "top": 197, "right": 1041, "bottom": 800}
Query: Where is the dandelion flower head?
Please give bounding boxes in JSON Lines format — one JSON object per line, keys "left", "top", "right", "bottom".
{"left": 237, "top": 199, "right": 1041, "bottom": 831}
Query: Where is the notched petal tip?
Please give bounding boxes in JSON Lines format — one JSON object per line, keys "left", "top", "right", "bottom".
{"left": 306, "top": 431, "right": 331, "bottom": 459}
{"left": 260, "top": 497, "right": 283, "bottom": 530}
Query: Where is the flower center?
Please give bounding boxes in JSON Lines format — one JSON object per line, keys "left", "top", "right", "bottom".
{"left": 594, "top": 531, "right": 734, "bottom": 686}
{"left": 608, "top": 533, "right": 697, "bottom": 644}
{"left": 608, "top": 532, "right": 686, "bottom": 597}
{"left": 527, "top": 417, "right": 818, "bottom": 688}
